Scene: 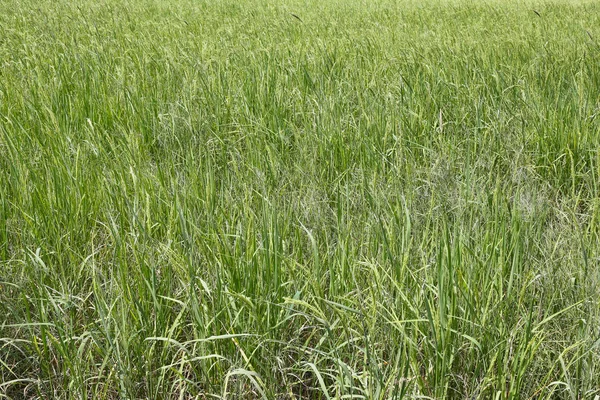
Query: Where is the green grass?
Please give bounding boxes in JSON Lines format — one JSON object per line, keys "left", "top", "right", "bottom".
{"left": 1, "top": 0, "right": 600, "bottom": 398}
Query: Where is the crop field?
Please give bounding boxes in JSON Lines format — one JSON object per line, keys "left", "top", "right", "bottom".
{"left": 2, "top": 0, "right": 600, "bottom": 398}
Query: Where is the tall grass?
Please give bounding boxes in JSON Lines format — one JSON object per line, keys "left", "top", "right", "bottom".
{"left": 1, "top": 0, "right": 600, "bottom": 398}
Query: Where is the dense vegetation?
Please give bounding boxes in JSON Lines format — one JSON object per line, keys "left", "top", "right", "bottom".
{"left": 2, "top": 0, "right": 600, "bottom": 398}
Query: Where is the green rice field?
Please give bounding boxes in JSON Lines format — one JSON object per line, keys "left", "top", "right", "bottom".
{"left": 2, "top": 0, "right": 600, "bottom": 398}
